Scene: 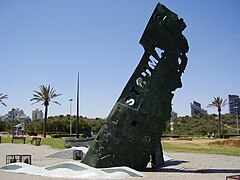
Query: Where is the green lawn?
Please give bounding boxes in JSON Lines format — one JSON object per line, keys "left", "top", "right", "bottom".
{"left": 41, "top": 138, "right": 65, "bottom": 149}
{"left": 1, "top": 136, "right": 65, "bottom": 149}
{"left": 1, "top": 136, "right": 240, "bottom": 156}
{"left": 162, "top": 139, "right": 240, "bottom": 156}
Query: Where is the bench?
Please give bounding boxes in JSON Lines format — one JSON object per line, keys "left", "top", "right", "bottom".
{"left": 11, "top": 136, "right": 26, "bottom": 144}
{"left": 6, "top": 154, "right": 31, "bottom": 165}
{"left": 30, "top": 137, "right": 41, "bottom": 146}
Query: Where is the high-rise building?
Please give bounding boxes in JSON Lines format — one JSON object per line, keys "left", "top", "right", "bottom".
{"left": 229, "top": 94, "right": 240, "bottom": 115}
{"left": 2, "top": 108, "right": 30, "bottom": 122}
{"left": 32, "top": 109, "right": 43, "bottom": 120}
{"left": 171, "top": 111, "right": 178, "bottom": 119}
{"left": 190, "top": 101, "right": 208, "bottom": 117}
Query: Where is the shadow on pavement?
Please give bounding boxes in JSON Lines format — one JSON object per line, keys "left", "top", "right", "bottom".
{"left": 143, "top": 160, "right": 188, "bottom": 172}
{"left": 144, "top": 160, "right": 240, "bottom": 174}
{"left": 163, "top": 160, "right": 189, "bottom": 166}
{"left": 158, "top": 168, "right": 240, "bottom": 174}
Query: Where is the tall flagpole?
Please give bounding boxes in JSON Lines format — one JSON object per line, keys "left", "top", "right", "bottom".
{"left": 69, "top": 98, "right": 73, "bottom": 135}
{"left": 76, "top": 72, "right": 80, "bottom": 138}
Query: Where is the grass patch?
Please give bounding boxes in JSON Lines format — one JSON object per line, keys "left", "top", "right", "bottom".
{"left": 209, "top": 139, "right": 240, "bottom": 148}
{"left": 1, "top": 136, "right": 65, "bottom": 149}
{"left": 162, "top": 139, "right": 240, "bottom": 156}
{"left": 41, "top": 138, "right": 65, "bottom": 149}
{"left": 1, "top": 136, "right": 12, "bottom": 143}
{"left": 2, "top": 136, "right": 240, "bottom": 156}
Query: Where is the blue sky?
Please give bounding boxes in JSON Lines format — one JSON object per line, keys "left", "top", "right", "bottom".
{"left": 0, "top": 0, "right": 240, "bottom": 118}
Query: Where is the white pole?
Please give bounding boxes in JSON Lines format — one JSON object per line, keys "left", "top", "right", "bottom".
{"left": 237, "top": 107, "right": 239, "bottom": 134}
{"left": 235, "top": 106, "right": 239, "bottom": 134}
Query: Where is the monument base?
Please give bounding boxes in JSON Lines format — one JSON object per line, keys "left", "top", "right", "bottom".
{"left": 65, "top": 137, "right": 94, "bottom": 148}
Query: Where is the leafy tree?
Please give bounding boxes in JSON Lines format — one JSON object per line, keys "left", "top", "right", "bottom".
{"left": 0, "top": 93, "right": 8, "bottom": 107}
{"left": 208, "top": 96, "right": 227, "bottom": 137}
{"left": 0, "top": 121, "right": 11, "bottom": 132}
{"left": 30, "top": 85, "right": 62, "bottom": 138}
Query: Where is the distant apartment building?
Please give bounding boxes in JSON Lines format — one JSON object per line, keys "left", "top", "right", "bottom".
{"left": 190, "top": 101, "right": 208, "bottom": 117}
{"left": 32, "top": 109, "right": 43, "bottom": 120}
{"left": 229, "top": 94, "right": 240, "bottom": 115}
{"left": 171, "top": 111, "right": 178, "bottom": 119}
{"left": 2, "top": 108, "right": 31, "bottom": 122}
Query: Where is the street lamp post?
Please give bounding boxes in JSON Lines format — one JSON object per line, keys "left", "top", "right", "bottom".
{"left": 69, "top": 99, "right": 73, "bottom": 135}
{"left": 170, "top": 117, "right": 174, "bottom": 137}
{"left": 234, "top": 106, "right": 239, "bottom": 134}
{"left": 11, "top": 108, "right": 15, "bottom": 137}
{"left": 170, "top": 104, "right": 174, "bottom": 137}
{"left": 76, "top": 72, "right": 80, "bottom": 138}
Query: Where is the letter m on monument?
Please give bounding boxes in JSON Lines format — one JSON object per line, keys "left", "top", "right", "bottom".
{"left": 82, "top": 3, "right": 189, "bottom": 169}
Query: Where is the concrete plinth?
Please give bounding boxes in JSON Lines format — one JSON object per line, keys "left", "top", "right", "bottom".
{"left": 65, "top": 137, "right": 94, "bottom": 148}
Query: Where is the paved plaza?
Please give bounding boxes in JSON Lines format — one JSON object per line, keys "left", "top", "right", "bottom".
{"left": 0, "top": 143, "right": 239, "bottom": 180}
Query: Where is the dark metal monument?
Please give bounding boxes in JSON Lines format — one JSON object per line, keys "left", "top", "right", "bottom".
{"left": 82, "top": 3, "right": 189, "bottom": 170}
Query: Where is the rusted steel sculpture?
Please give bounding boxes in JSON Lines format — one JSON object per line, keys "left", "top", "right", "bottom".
{"left": 82, "top": 3, "right": 189, "bottom": 170}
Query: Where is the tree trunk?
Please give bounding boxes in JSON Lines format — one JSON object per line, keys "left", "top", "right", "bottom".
{"left": 44, "top": 105, "right": 48, "bottom": 138}
{"left": 218, "top": 110, "right": 221, "bottom": 138}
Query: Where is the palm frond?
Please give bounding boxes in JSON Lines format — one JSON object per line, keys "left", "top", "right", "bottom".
{"left": 0, "top": 93, "right": 8, "bottom": 107}
{"left": 51, "top": 93, "right": 62, "bottom": 99}
{"left": 222, "top": 99, "right": 228, "bottom": 107}
{"left": 0, "top": 94, "right": 8, "bottom": 100}
{"left": 207, "top": 104, "right": 216, "bottom": 108}
{"left": 0, "top": 100, "right": 7, "bottom": 107}
{"left": 52, "top": 101, "right": 61, "bottom": 106}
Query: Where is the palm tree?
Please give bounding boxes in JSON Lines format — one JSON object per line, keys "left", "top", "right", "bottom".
{"left": 0, "top": 93, "right": 8, "bottom": 107}
{"left": 208, "top": 96, "right": 227, "bottom": 138}
{"left": 30, "top": 85, "right": 62, "bottom": 138}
